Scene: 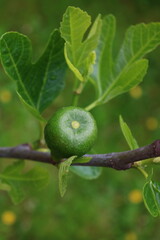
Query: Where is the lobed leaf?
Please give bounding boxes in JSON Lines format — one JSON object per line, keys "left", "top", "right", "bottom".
{"left": 60, "top": 6, "right": 101, "bottom": 81}
{"left": 90, "top": 14, "right": 116, "bottom": 97}
{"left": 0, "top": 30, "right": 67, "bottom": 119}
{"left": 115, "top": 22, "right": 160, "bottom": 73}
{"left": 89, "top": 19, "right": 160, "bottom": 109}
{"left": 103, "top": 59, "right": 148, "bottom": 102}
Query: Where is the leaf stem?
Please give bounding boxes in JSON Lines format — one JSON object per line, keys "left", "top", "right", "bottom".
{"left": 72, "top": 81, "right": 85, "bottom": 107}
{"left": 72, "top": 78, "right": 79, "bottom": 106}
{"left": 134, "top": 164, "right": 148, "bottom": 179}
{"left": 72, "top": 94, "right": 79, "bottom": 107}
{"left": 85, "top": 99, "right": 100, "bottom": 111}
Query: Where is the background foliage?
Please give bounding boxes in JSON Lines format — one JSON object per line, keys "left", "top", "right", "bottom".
{"left": 0, "top": 0, "right": 160, "bottom": 239}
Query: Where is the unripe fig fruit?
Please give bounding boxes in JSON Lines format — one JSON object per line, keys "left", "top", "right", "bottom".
{"left": 44, "top": 106, "right": 97, "bottom": 159}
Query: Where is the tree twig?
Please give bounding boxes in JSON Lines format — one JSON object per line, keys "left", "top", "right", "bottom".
{"left": 0, "top": 140, "right": 160, "bottom": 170}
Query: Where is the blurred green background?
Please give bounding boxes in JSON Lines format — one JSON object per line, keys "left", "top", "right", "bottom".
{"left": 0, "top": 0, "right": 160, "bottom": 239}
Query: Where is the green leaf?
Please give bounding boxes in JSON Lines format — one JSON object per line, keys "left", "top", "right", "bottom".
{"left": 143, "top": 180, "right": 160, "bottom": 217}
{"left": 60, "top": 6, "right": 101, "bottom": 81}
{"left": 0, "top": 30, "right": 66, "bottom": 119}
{"left": 88, "top": 19, "right": 160, "bottom": 109}
{"left": 0, "top": 161, "right": 50, "bottom": 204}
{"left": 115, "top": 22, "right": 160, "bottom": 72}
{"left": 70, "top": 166, "right": 102, "bottom": 180}
{"left": 152, "top": 181, "right": 160, "bottom": 193}
{"left": 58, "top": 156, "right": 76, "bottom": 197}
{"left": 90, "top": 14, "right": 116, "bottom": 97}
{"left": 103, "top": 59, "right": 148, "bottom": 102}
{"left": 119, "top": 115, "right": 139, "bottom": 150}
{"left": 0, "top": 181, "right": 11, "bottom": 191}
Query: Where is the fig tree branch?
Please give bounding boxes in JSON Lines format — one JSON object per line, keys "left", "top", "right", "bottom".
{"left": 0, "top": 140, "right": 160, "bottom": 170}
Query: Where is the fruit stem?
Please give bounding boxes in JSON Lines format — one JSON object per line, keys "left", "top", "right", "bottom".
{"left": 38, "top": 120, "right": 46, "bottom": 146}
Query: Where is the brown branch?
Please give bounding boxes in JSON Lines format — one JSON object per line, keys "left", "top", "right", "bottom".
{"left": 0, "top": 140, "right": 160, "bottom": 170}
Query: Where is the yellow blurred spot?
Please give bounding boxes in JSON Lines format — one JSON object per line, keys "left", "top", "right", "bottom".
{"left": 145, "top": 117, "right": 158, "bottom": 131}
{"left": 1, "top": 211, "right": 16, "bottom": 225}
{"left": 124, "top": 232, "right": 137, "bottom": 240}
{"left": 128, "top": 189, "right": 142, "bottom": 204}
{"left": 129, "top": 86, "right": 142, "bottom": 99}
{"left": 0, "top": 90, "right": 12, "bottom": 103}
